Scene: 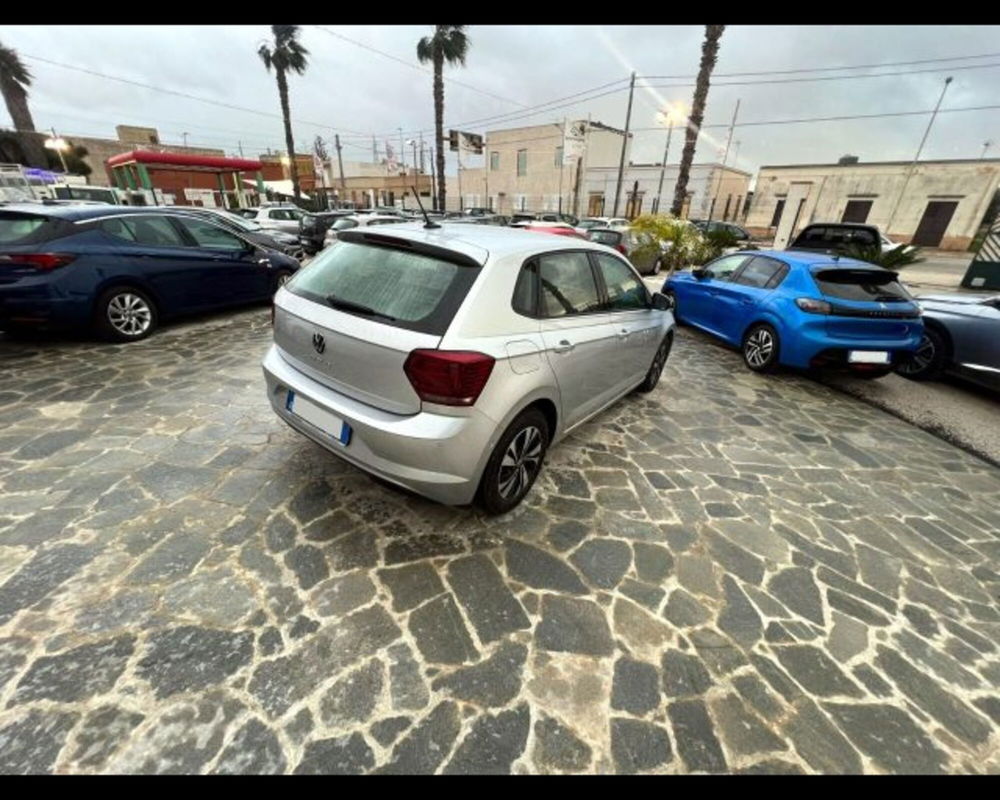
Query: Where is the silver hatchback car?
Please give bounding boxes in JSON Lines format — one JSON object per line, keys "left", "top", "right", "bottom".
{"left": 262, "top": 223, "right": 676, "bottom": 513}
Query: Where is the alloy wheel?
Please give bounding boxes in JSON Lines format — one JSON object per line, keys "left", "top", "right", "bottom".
{"left": 745, "top": 327, "right": 774, "bottom": 368}
{"left": 497, "top": 425, "right": 543, "bottom": 500}
{"left": 897, "top": 334, "right": 934, "bottom": 375}
{"left": 277, "top": 272, "right": 292, "bottom": 287}
{"left": 107, "top": 293, "right": 153, "bottom": 338}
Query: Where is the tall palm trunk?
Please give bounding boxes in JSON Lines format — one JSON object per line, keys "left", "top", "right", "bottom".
{"left": 276, "top": 69, "right": 301, "bottom": 203}
{"left": 434, "top": 52, "right": 445, "bottom": 212}
{"left": 0, "top": 74, "right": 45, "bottom": 168}
{"left": 671, "top": 24, "right": 725, "bottom": 218}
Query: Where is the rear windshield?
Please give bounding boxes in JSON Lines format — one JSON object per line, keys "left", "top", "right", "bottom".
{"left": 589, "top": 230, "right": 621, "bottom": 245}
{"left": 813, "top": 269, "right": 913, "bottom": 302}
{"left": 286, "top": 240, "right": 479, "bottom": 335}
{"left": 332, "top": 218, "right": 359, "bottom": 231}
{"left": 796, "top": 226, "right": 877, "bottom": 248}
{"left": 0, "top": 212, "right": 58, "bottom": 244}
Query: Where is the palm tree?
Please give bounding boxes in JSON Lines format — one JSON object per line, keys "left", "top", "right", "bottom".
{"left": 417, "top": 26, "right": 469, "bottom": 212}
{"left": 0, "top": 42, "right": 46, "bottom": 168}
{"left": 258, "top": 25, "right": 309, "bottom": 203}
{"left": 670, "top": 25, "right": 725, "bottom": 217}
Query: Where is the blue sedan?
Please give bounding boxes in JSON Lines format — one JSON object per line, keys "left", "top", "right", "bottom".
{"left": 0, "top": 204, "right": 300, "bottom": 342}
{"left": 663, "top": 250, "right": 924, "bottom": 377}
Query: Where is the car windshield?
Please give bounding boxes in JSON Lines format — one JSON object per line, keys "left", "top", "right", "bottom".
{"left": 578, "top": 219, "right": 604, "bottom": 229}
{"left": 332, "top": 218, "right": 359, "bottom": 231}
{"left": 813, "top": 268, "right": 913, "bottom": 302}
{"left": 589, "top": 230, "right": 621, "bottom": 246}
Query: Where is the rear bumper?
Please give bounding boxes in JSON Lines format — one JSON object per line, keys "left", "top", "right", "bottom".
{"left": 0, "top": 286, "right": 89, "bottom": 330}
{"left": 262, "top": 344, "right": 494, "bottom": 506}
{"left": 779, "top": 319, "right": 923, "bottom": 369}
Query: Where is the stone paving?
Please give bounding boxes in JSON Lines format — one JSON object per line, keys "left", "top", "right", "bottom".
{"left": 0, "top": 307, "right": 998, "bottom": 775}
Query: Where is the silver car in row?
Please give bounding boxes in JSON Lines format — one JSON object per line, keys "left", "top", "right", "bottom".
{"left": 262, "top": 223, "right": 676, "bottom": 513}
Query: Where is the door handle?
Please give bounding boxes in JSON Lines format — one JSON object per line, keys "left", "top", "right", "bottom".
{"left": 617, "top": 328, "right": 630, "bottom": 339}
{"left": 739, "top": 298, "right": 754, "bottom": 305}
{"left": 552, "top": 340, "right": 575, "bottom": 353}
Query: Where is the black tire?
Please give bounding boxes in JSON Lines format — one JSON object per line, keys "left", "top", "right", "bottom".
{"left": 647, "top": 257, "right": 662, "bottom": 276}
{"left": 94, "top": 286, "right": 157, "bottom": 343}
{"left": 896, "top": 327, "right": 947, "bottom": 382}
{"left": 742, "top": 322, "right": 780, "bottom": 373}
{"left": 273, "top": 269, "right": 294, "bottom": 294}
{"left": 477, "top": 407, "right": 550, "bottom": 515}
{"left": 663, "top": 289, "right": 680, "bottom": 323}
{"left": 636, "top": 332, "right": 673, "bottom": 393}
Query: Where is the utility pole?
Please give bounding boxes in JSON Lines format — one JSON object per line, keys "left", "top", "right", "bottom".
{"left": 557, "top": 119, "right": 566, "bottom": 215}
{"left": 410, "top": 140, "right": 418, "bottom": 175}
{"left": 48, "top": 127, "right": 68, "bottom": 173}
{"left": 335, "top": 134, "right": 346, "bottom": 208}
{"left": 372, "top": 135, "right": 378, "bottom": 164}
{"left": 428, "top": 144, "right": 437, "bottom": 211}
{"left": 654, "top": 122, "right": 675, "bottom": 215}
{"left": 238, "top": 140, "right": 245, "bottom": 158}
{"left": 574, "top": 114, "right": 591, "bottom": 218}
{"left": 457, "top": 136, "right": 464, "bottom": 212}
{"left": 398, "top": 128, "right": 406, "bottom": 174}
{"left": 612, "top": 71, "right": 636, "bottom": 218}
{"left": 182, "top": 132, "right": 189, "bottom": 148}
{"left": 708, "top": 98, "right": 740, "bottom": 223}
{"left": 886, "top": 76, "right": 953, "bottom": 235}
{"left": 419, "top": 133, "right": 426, "bottom": 173}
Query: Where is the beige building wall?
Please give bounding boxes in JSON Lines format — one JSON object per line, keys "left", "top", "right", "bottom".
{"left": 747, "top": 159, "right": 1000, "bottom": 250}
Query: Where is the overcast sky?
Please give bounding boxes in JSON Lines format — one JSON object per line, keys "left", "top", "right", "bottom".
{"left": 3, "top": 25, "right": 999, "bottom": 182}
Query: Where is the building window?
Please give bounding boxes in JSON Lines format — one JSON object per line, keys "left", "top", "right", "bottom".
{"left": 734, "top": 195, "right": 742, "bottom": 221}
{"left": 723, "top": 194, "right": 732, "bottom": 221}
{"left": 770, "top": 198, "right": 786, "bottom": 228}
{"left": 490, "top": 151, "right": 499, "bottom": 171}
{"left": 515, "top": 194, "right": 527, "bottom": 211}
{"left": 841, "top": 199, "right": 873, "bottom": 224}
{"left": 517, "top": 149, "right": 527, "bottom": 177}
{"left": 554, "top": 147, "right": 563, "bottom": 167}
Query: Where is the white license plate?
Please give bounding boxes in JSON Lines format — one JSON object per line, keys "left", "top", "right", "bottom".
{"left": 848, "top": 350, "right": 891, "bottom": 364}
{"left": 285, "top": 390, "right": 352, "bottom": 445}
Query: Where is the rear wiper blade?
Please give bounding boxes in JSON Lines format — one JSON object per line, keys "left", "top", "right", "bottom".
{"left": 872, "top": 294, "right": 906, "bottom": 302}
{"left": 325, "top": 294, "right": 396, "bottom": 321}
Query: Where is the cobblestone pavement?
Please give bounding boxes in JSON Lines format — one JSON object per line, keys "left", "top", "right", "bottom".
{"left": 0, "top": 308, "right": 999, "bottom": 775}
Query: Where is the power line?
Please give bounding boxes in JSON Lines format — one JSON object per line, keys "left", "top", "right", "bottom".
{"left": 20, "top": 52, "right": 371, "bottom": 136}
{"left": 638, "top": 50, "right": 1000, "bottom": 80}
{"left": 312, "top": 26, "right": 528, "bottom": 109}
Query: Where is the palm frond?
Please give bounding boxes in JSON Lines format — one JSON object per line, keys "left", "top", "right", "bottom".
{"left": 416, "top": 37, "right": 434, "bottom": 64}
{"left": 0, "top": 43, "right": 33, "bottom": 88}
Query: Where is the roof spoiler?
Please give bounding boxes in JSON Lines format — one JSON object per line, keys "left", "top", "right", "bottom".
{"left": 336, "top": 229, "right": 483, "bottom": 268}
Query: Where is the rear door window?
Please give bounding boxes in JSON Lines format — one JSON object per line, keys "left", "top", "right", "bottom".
{"left": 589, "top": 230, "right": 621, "bottom": 247}
{"left": 813, "top": 269, "right": 913, "bottom": 302}
{"left": 538, "top": 251, "right": 603, "bottom": 317}
{"left": 733, "top": 256, "right": 786, "bottom": 289}
{"left": 107, "top": 215, "right": 187, "bottom": 247}
{"left": 176, "top": 217, "right": 247, "bottom": 250}
{"left": 286, "top": 240, "right": 478, "bottom": 335}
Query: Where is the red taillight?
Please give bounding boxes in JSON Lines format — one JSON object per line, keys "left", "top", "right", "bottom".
{"left": 616, "top": 243, "right": 627, "bottom": 255}
{"left": 403, "top": 349, "right": 495, "bottom": 407}
{"left": 0, "top": 253, "right": 76, "bottom": 270}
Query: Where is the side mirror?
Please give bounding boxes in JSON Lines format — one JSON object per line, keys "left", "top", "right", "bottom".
{"left": 651, "top": 292, "right": 673, "bottom": 311}
{"left": 692, "top": 268, "right": 708, "bottom": 280}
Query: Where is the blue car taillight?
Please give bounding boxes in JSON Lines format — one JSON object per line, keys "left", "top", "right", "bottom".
{"left": 0, "top": 253, "right": 76, "bottom": 270}
{"left": 795, "top": 297, "right": 831, "bottom": 315}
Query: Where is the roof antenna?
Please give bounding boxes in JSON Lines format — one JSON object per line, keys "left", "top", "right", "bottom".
{"left": 412, "top": 186, "right": 440, "bottom": 229}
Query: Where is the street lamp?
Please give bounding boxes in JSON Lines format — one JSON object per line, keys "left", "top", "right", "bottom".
{"left": 43, "top": 129, "right": 69, "bottom": 173}
{"left": 653, "top": 104, "right": 685, "bottom": 215}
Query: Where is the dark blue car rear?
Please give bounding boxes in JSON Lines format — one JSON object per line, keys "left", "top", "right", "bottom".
{"left": 0, "top": 204, "right": 299, "bottom": 342}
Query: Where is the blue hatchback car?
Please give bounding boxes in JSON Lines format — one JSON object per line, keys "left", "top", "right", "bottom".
{"left": 0, "top": 204, "right": 300, "bottom": 342}
{"left": 663, "top": 249, "right": 923, "bottom": 376}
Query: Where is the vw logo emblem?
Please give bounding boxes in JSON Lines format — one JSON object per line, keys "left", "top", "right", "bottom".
{"left": 312, "top": 333, "right": 326, "bottom": 354}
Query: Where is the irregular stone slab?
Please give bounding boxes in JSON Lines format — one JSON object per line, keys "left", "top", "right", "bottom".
{"left": 312, "top": 571, "right": 377, "bottom": 618}
{"left": 901, "top": 604, "right": 939, "bottom": 638}
{"left": 383, "top": 533, "right": 464, "bottom": 565}
{"left": 675, "top": 554, "right": 721, "bottom": 599}
{"left": 875, "top": 646, "right": 992, "bottom": 746}
{"left": 712, "top": 518, "right": 790, "bottom": 563}
{"left": 294, "top": 732, "right": 374, "bottom": 775}
{"left": 852, "top": 664, "right": 893, "bottom": 697}
{"left": 0, "top": 637, "right": 31, "bottom": 696}
{"left": 661, "top": 648, "right": 713, "bottom": 698}
{"left": 569, "top": 539, "right": 632, "bottom": 590}
{"left": 782, "top": 700, "right": 862, "bottom": 774}
{"left": 444, "top": 703, "right": 530, "bottom": 774}
{"left": 387, "top": 642, "right": 429, "bottom": 712}
{"left": 0, "top": 709, "right": 80, "bottom": 774}
{"left": 505, "top": 539, "right": 587, "bottom": 595}
{"left": 612, "top": 597, "right": 672, "bottom": 656}
{"left": 894, "top": 629, "right": 981, "bottom": 691}
{"left": 133, "top": 462, "right": 219, "bottom": 504}
{"left": 161, "top": 568, "right": 256, "bottom": 627}
{"left": 370, "top": 716, "right": 411, "bottom": 747}
{"left": 284, "top": 545, "right": 328, "bottom": 591}
{"left": 377, "top": 563, "right": 445, "bottom": 612}
{"left": 632, "top": 542, "right": 674, "bottom": 584}
{"left": 249, "top": 605, "right": 400, "bottom": 719}
{"left": 689, "top": 628, "right": 748, "bottom": 675}
{"left": 12, "top": 635, "right": 135, "bottom": 705}
{"left": 288, "top": 479, "right": 334, "bottom": 525}
{"left": 525, "top": 652, "right": 609, "bottom": 746}
{"left": 533, "top": 715, "right": 593, "bottom": 773}
{"left": 377, "top": 701, "right": 461, "bottom": 774}
{"left": 710, "top": 693, "right": 785, "bottom": 756}
{"left": 289, "top": 614, "right": 320, "bottom": 639}
{"left": 732, "top": 672, "right": 785, "bottom": 722}
{"left": 663, "top": 588, "right": 712, "bottom": 628}
{"left": 823, "top": 702, "right": 948, "bottom": 774}
{"left": 610, "top": 718, "right": 672, "bottom": 774}
{"left": 547, "top": 520, "right": 589, "bottom": 552}
{"left": 106, "top": 690, "right": 243, "bottom": 774}
{"left": 815, "top": 566, "right": 896, "bottom": 614}
{"left": 735, "top": 759, "right": 805, "bottom": 775}
{"left": 827, "top": 612, "right": 868, "bottom": 663}
{"left": 826, "top": 589, "right": 890, "bottom": 627}
{"left": 767, "top": 567, "right": 824, "bottom": 626}
{"left": 320, "top": 659, "right": 384, "bottom": 727}
{"left": 0, "top": 543, "right": 98, "bottom": 624}
{"left": 326, "top": 530, "right": 379, "bottom": 571}
{"left": 69, "top": 705, "right": 145, "bottom": 770}
{"left": 594, "top": 509, "right": 660, "bottom": 541}
{"left": 127, "top": 531, "right": 213, "bottom": 584}
{"left": 263, "top": 512, "right": 297, "bottom": 553}
{"left": 13, "top": 429, "right": 88, "bottom": 460}
{"left": 138, "top": 627, "right": 254, "bottom": 699}
{"left": 536, "top": 595, "right": 614, "bottom": 657}
{"left": 718, "top": 575, "right": 763, "bottom": 649}
{"left": 213, "top": 718, "right": 287, "bottom": 775}
{"left": 611, "top": 657, "right": 661, "bottom": 716}
{"left": 408, "top": 593, "right": 478, "bottom": 665}
{"left": 446, "top": 554, "right": 530, "bottom": 645}
{"left": 618, "top": 578, "right": 665, "bottom": 611}
{"left": 772, "top": 644, "right": 862, "bottom": 698}
{"left": 704, "top": 530, "right": 765, "bottom": 586}
{"left": 432, "top": 640, "right": 527, "bottom": 708}
{"left": 667, "top": 699, "right": 727, "bottom": 773}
